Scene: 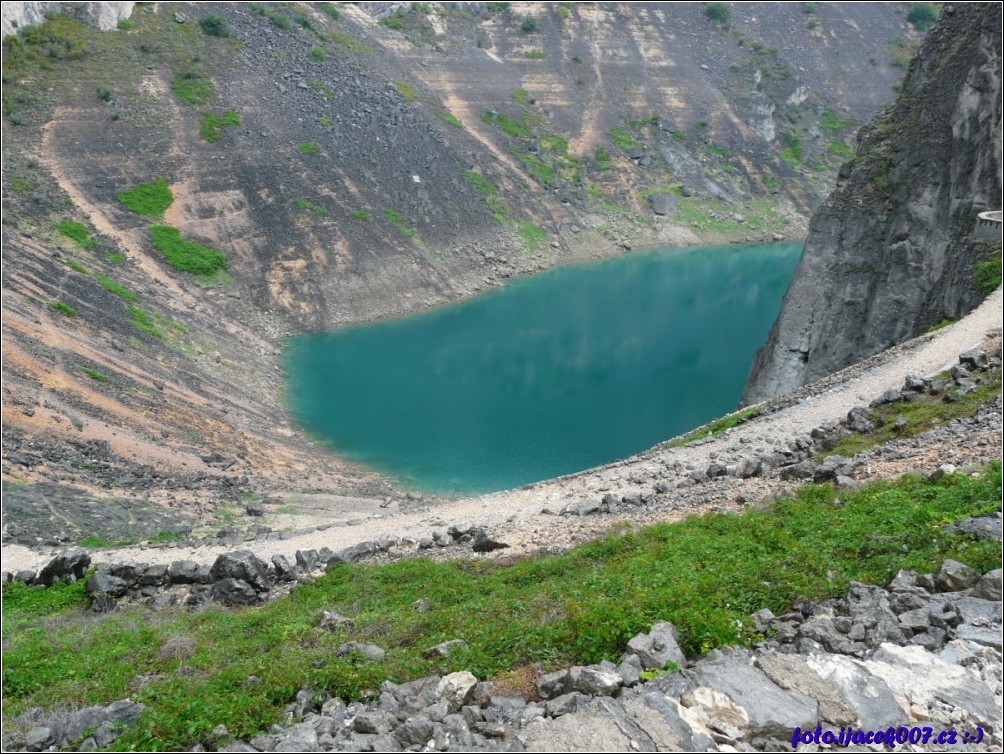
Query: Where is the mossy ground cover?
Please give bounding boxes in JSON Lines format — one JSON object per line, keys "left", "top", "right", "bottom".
{"left": 149, "top": 226, "right": 228, "bottom": 277}
{"left": 117, "top": 178, "right": 173, "bottom": 219}
{"left": 3, "top": 465, "right": 999, "bottom": 750}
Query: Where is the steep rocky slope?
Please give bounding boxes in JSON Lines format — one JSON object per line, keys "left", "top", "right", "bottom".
{"left": 1, "top": 2, "right": 922, "bottom": 531}
{"left": 743, "top": 2, "right": 1002, "bottom": 405}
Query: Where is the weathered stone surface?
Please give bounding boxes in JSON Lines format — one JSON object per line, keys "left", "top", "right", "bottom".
{"left": 86, "top": 571, "right": 129, "bottom": 597}
{"left": 336, "top": 642, "right": 386, "bottom": 661}
{"left": 437, "top": 671, "right": 478, "bottom": 713}
{"left": 211, "top": 578, "right": 260, "bottom": 606}
{"left": 568, "top": 666, "right": 621, "bottom": 697}
{"left": 687, "top": 648, "right": 818, "bottom": 736}
{"left": 37, "top": 548, "right": 91, "bottom": 586}
{"left": 210, "top": 550, "right": 270, "bottom": 592}
{"left": 537, "top": 670, "right": 571, "bottom": 700}
{"left": 755, "top": 653, "right": 857, "bottom": 726}
{"left": 625, "top": 621, "right": 687, "bottom": 670}
{"left": 974, "top": 569, "right": 1003, "bottom": 601}
{"left": 937, "top": 558, "right": 977, "bottom": 591}
{"left": 544, "top": 692, "right": 591, "bottom": 718}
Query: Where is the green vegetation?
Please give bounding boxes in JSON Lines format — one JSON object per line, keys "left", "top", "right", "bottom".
{"left": 481, "top": 109, "right": 531, "bottom": 138}
{"left": 521, "top": 15, "right": 538, "bottom": 33}
{"left": 350, "top": 210, "right": 370, "bottom": 221}
{"left": 974, "top": 250, "right": 1002, "bottom": 296}
{"left": 518, "top": 220, "right": 548, "bottom": 253}
{"left": 384, "top": 208, "right": 416, "bottom": 238}
{"left": 318, "top": 2, "right": 341, "bottom": 20}
{"left": 889, "top": 37, "right": 919, "bottom": 70}
{"left": 56, "top": 220, "right": 94, "bottom": 249}
{"left": 127, "top": 306, "right": 162, "bottom": 338}
{"left": 434, "top": 110, "right": 462, "bottom": 128}
{"left": 557, "top": 3, "right": 572, "bottom": 20}
{"left": 673, "top": 196, "right": 787, "bottom": 236}
{"left": 117, "top": 178, "right": 173, "bottom": 218}
{"left": 94, "top": 275, "right": 138, "bottom": 302}
{"left": 307, "top": 79, "right": 332, "bottom": 99}
{"left": 294, "top": 198, "right": 328, "bottom": 216}
{"left": 668, "top": 406, "right": 763, "bottom": 447}
{"left": 105, "top": 252, "right": 127, "bottom": 265}
{"left": 763, "top": 177, "right": 780, "bottom": 190}
{"left": 707, "top": 142, "right": 729, "bottom": 158}
{"left": 170, "top": 70, "right": 215, "bottom": 106}
{"left": 380, "top": 10, "right": 406, "bottom": 30}
{"left": 487, "top": 2, "right": 510, "bottom": 13}
{"left": 672, "top": 129, "right": 686, "bottom": 142}
{"left": 607, "top": 126, "right": 641, "bottom": 152}
{"left": 198, "top": 15, "right": 229, "bottom": 37}
{"left": 250, "top": 4, "right": 292, "bottom": 30}
{"left": 49, "top": 301, "right": 77, "bottom": 317}
{"left": 806, "top": 18, "right": 818, "bottom": 30}
{"left": 820, "top": 108, "right": 852, "bottom": 132}
{"left": 828, "top": 140, "right": 854, "bottom": 159}
{"left": 511, "top": 88, "right": 529, "bottom": 104}
{"left": 511, "top": 150, "right": 556, "bottom": 188}
{"left": 824, "top": 367, "right": 1001, "bottom": 458}
{"left": 308, "top": 46, "right": 327, "bottom": 63}
{"left": 906, "top": 3, "right": 939, "bottom": 31}
{"left": 463, "top": 170, "right": 497, "bottom": 195}
{"left": 3, "top": 465, "right": 998, "bottom": 750}
{"left": 149, "top": 226, "right": 228, "bottom": 277}
{"left": 594, "top": 147, "right": 612, "bottom": 171}
{"left": 485, "top": 198, "right": 509, "bottom": 224}
{"left": 779, "top": 133, "right": 804, "bottom": 167}
{"left": 523, "top": 50, "right": 545, "bottom": 60}
{"left": 925, "top": 319, "right": 955, "bottom": 333}
{"left": 803, "top": 2, "right": 818, "bottom": 13}
{"left": 317, "top": 115, "right": 332, "bottom": 126}
{"left": 703, "top": 2, "right": 731, "bottom": 25}
{"left": 293, "top": 12, "right": 315, "bottom": 31}
{"left": 78, "top": 366, "right": 109, "bottom": 383}
{"left": 63, "top": 259, "right": 89, "bottom": 274}
{"left": 296, "top": 141, "right": 320, "bottom": 155}
{"left": 117, "top": 18, "right": 135, "bottom": 31}
{"left": 327, "top": 29, "right": 370, "bottom": 53}
{"left": 199, "top": 109, "right": 241, "bottom": 143}
{"left": 395, "top": 81, "right": 416, "bottom": 104}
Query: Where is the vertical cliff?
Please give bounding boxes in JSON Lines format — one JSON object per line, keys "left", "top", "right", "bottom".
{"left": 742, "top": 2, "right": 1002, "bottom": 406}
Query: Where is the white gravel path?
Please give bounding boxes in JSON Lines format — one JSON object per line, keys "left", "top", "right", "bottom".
{"left": 4, "top": 288, "right": 1001, "bottom": 574}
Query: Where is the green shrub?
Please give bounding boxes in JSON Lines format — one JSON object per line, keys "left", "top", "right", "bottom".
{"left": 78, "top": 366, "right": 109, "bottom": 382}
{"left": 521, "top": 14, "right": 537, "bottom": 32}
{"left": 594, "top": 147, "right": 612, "bottom": 170}
{"left": 803, "top": 2, "right": 818, "bottom": 12}
{"left": 383, "top": 208, "right": 416, "bottom": 238}
{"left": 308, "top": 46, "right": 327, "bottom": 63}
{"left": 481, "top": 110, "right": 531, "bottom": 138}
{"left": 395, "top": 80, "right": 416, "bottom": 103}
{"left": 105, "top": 252, "right": 126, "bottom": 265}
{"left": 350, "top": 210, "right": 370, "bottom": 221}
{"left": 557, "top": 3, "right": 572, "bottom": 20}
{"left": 49, "top": 301, "right": 76, "bottom": 317}
{"left": 828, "top": 140, "right": 854, "bottom": 158}
{"left": 779, "top": 133, "right": 803, "bottom": 167}
{"left": 149, "top": 226, "right": 228, "bottom": 276}
{"left": 974, "top": 251, "right": 1002, "bottom": 296}
{"left": 293, "top": 12, "right": 315, "bottom": 30}
{"left": 297, "top": 142, "right": 319, "bottom": 154}
{"left": 820, "top": 108, "right": 851, "bottom": 131}
{"left": 56, "top": 220, "right": 94, "bottom": 248}
{"left": 198, "top": 15, "right": 229, "bottom": 37}
{"left": 511, "top": 88, "right": 529, "bottom": 104}
{"left": 94, "top": 275, "right": 138, "bottom": 302}
{"left": 117, "top": 18, "right": 135, "bottom": 31}
{"left": 380, "top": 11, "right": 405, "bottom": 30}
{"left": 524, "top": 50, "right": 545, "bottom": 60}
{"left": 96, "top": 85, "right": 112, "bottom": 102}
{"left": 64, "top": 259, "right": 88, "bottom": 274}
{"left": 250, "top": 4, "right": 292, "bottom": 30}
{"left": 703, "top": 2, "right": 730, "bottom": 25}
{"left": 117, "top": 178, "right": 173, "bottom": 218}
{"left": 200, "top": 109, "right": 241, "bottom": 142}
{"left": 889, "top": 37, "right": 919, "bottom": 70}
{"left": 464, "top": 170, "right": 497, "bottom": 195}
{"left": 518, "top": 220, "right": 547, "bottom": 252}
{"left": 607, "top": 126, "right": 640, "bottom": 151}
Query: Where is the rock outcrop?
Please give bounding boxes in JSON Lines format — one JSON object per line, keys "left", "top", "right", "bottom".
{"left": 1, "top": 2, "right": 134, "bottom": 38}
{"left": 743, "top": 3, "right": 1003, "bottom": 405}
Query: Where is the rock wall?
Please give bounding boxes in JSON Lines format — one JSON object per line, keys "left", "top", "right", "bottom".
{"left": 742, "top": 3, "right": 1003, "bottom": 406}
{"left": 1, "top": 2, "right": 133, "bottom": 38}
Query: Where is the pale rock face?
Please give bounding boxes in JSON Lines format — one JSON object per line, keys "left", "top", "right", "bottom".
{"left": 743, "top": 3, "right": 1003, "bottom": 405}
{"left": 2, "top": 2, "right": 135, "bottom": 38}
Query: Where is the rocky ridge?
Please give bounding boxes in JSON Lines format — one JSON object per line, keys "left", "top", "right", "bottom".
{"left": 743, "top": 2, "right": 1003, "bottom": 405}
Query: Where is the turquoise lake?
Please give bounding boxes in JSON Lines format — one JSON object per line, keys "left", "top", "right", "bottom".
{"left": 284, "top": 241, "right": 802, "bottom": 494}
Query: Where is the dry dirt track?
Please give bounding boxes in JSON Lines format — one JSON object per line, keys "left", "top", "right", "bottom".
{"left": 3, "top": 287, "right": 1002, "bottom": 574}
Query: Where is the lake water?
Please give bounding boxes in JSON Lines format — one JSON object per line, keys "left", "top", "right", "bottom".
{"left": 284, "top": 241, "right": 802, "bottom": 494}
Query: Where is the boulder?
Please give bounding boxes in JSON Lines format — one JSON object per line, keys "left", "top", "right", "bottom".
{"left": 336, "top": 642, "right": 386, "bottom": 661}
{"left": 437, "top": 671, "right": 478, "bottom": 713}
{"left": 936, "top": 559, "right": 976, "bottom": 591}
{"left": 625, "top": 621, "right": 687, "bottom": 670}
{"left": 37, "top": 548, "right": 91, "bottom": 586}
{"left": 210, "top": 550, "right": 270, "bottom": 592}
{"left": 650, "top": 193, "right": 678, "bottom": 216}
{"left": 211, "top": 578, "right": 260, "bottom": 606}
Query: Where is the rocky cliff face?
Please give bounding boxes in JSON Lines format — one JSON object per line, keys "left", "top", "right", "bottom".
{"left": 743, "top": 3, "right": 1003, "bottom": 406}
{"left": 1, "top": 2, "right": 134, "bottom": 38}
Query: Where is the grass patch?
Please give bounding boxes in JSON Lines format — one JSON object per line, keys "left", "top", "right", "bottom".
{"left": 667, "top": 406, "right": 763, "bottom": 447}
{"left": 49, "top": 301, "right": 76, "bottom": 317}
{"left": 820, "top": 108, "right": 852, "bottom": 132}
{"left": 434, "top": 110, "right": 463, "bottom": 128}
{"left": 56, "top": 220, "right": 94, "bottom": 249}
{"left": 524, "top": 50, "right": 545, "bottom": 60}
{"left": 384, "top": 209, "right": 416, "bottom": 238}
{"left": 117, "top": 178, "right": 173, "bottom": 219}
{"left": 78, "top": 366, "right": 109, "bottom": 382}
{"left": 170, "top": 70, "right": 215, "bottom": 106}
{"left": 511, "top": 149, "right": 556, "bottom": 188}
{"left": 198, "top": 15, "right": 229, "bottom": 37}
{"left": 779, "top": 133, "right": 803, "bottom": 168}
{"left": 395, "top": 81, "right": 416, "bottom": 103}
{"left": 327, "top": 29, "right": 370, "bottom": 54}
{"left": 974, "top": 251, "right": 1001, "bottom": 296}
{"left": 149, "top": 226, "right": 228, "bottom": 277}
{"left": 707, "top": 142, "right": 729, "bottom": 158}
{"left": 607, "top": 126, "right": 640, "bottom": 152}
{"left": 463, "top": 170, "right": 497, "bottom": 195}
{"left": 350, "top": 210, "right": 370, "bottom": 221}
{"left": 828, "top": 140, "right": 854, "bottom": 159}
{"left": 294, "top": 198, "right": 328, "bottom": 216}
{"left": 94, "top": 275, "right": 138, "bottom": 302}
{"left": 482, "top": 109, "right": 531, "bottom": 138}
{"left": 511, "top": 87, "right": 529, "bottom": 104}
{"left": 823, "top": 367, "right": 1002, "bottom": 459}
{"left": 105, "top": 252, "right": 126, "bottom": 265}
{"left": 296, "top": 142, "right": 319, "bottom": 155}
{"left": 199, "top": 109, "right": 241, "bottom": 143}
{"left": 3, "top": 466, "right": 998, "bottom": 749}
{"left": 64, "top": 259, "right": 89, "bottom": 274}
{"left": 518, "top": 221, "right": 547, "bottom": 253}
{"left": 308, "top": 46, "right": 327, "bottom": 62}
{"left": 127, "top": 306, "right": 163, "bottom": 338}
{"left": 594, "top": 147, "right": 612, "bottom": 171}
{"left": 2, "top": 580, "right": 88, "bottom": 624}
{"left": 703, "top": 2, "right": 731, "bottom": 25}
{"left": 318, "top": 2, "right": 340, "bottom": 20}
{"left": 250, "top": 4, "right": 292, "bottom": 30}
{"left": 890, "top": 37, "right": 919, "bottom": 70}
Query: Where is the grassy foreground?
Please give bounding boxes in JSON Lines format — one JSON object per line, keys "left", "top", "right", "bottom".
{"left": 3, "top": 464, "right": 1000, "bottom": 750}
